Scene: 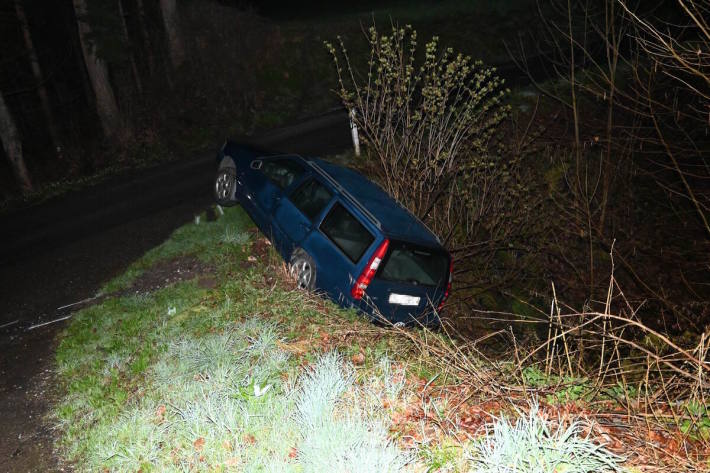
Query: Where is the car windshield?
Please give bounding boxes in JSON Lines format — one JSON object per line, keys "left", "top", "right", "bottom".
{"left": 377, "top": 241, "right": 449, "bottom": 287}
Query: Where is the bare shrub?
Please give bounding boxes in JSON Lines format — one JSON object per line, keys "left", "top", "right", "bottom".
{"left": 509, "top": 1, "right": 709, "bottom": 325}
{"left": 326, "top": 25, "right": 544, "bottom": 306}
{"left": 325, "top": 25, "right": 513, "bottom": 237}
{"left": 619, "top": 0, "right": 710, "bottom": 239}
{"left": 418, "top": 267, "right": 710, "bottom": 467}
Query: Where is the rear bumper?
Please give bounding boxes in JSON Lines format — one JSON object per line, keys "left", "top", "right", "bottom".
{"left": 347, "top": 296, "right": 442, "bottom": 327}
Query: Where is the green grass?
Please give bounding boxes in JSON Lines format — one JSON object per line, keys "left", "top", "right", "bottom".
{"left": 53, "top": 206, "right": 415, "bottom": 471}
{"left": 53, "top": 205, "right": 633, "bottom": 472}
{"left": 101, "top": 207, "right": 252, "bottom": 293}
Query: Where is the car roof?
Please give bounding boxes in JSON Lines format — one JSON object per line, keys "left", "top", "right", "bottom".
{"left": 306, "top": 157, "right": 443, "bottom": 249}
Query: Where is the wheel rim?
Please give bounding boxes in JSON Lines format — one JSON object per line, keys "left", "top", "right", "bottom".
{"left": 215, "top": 169, "right": 235, "bottom": 201}
{"left": 290, "top": 259, "right": 312, "bottom": 289}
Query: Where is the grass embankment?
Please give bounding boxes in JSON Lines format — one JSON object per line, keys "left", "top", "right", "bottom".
{"left": 54, "top": 205, "right": 627, "bottom": 472}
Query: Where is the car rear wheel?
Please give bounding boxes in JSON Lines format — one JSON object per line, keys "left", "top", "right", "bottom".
{"left": 214, "top": 158, "right": 237, "bottom": 206}
{"left": 289, "top": 250, "right": 316, "bottom": 291}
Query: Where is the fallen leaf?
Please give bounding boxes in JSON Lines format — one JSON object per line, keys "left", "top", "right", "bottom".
{"left": 193, "top": 437, "right": 205, "bottom": 451}
{"left": 648, "top": 429, "right": 666, "bottom": 443}
{"left": 351, "top": 352, "right": 365, "bottom": 365}
{"left": 288, "top": 446, "right": 298, "bottom": 459}
{"left": 277, "top": 339, "right": 311, "bottom": 355}
{"left": 225, "top": 457, "right": 239, "bottom": 467}
{"left": 153, "top": 405, "right": 167, "bottom": 424}
{"left": 243, "top": 434, "right": 256, "bottom": 445}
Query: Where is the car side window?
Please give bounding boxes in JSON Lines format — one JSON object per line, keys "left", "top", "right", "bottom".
{"left": 261, "top": 159, "right": 304, "bottom": 190}
{"left": 290, "top": 179, "right": 333, "bottom": 222}
{"left": 320, "top": 203, "right": 374, "bottom": 263}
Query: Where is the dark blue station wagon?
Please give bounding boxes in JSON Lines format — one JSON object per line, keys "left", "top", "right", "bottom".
{"left": 214, "top": 142, "right": 452, "bottom": 325}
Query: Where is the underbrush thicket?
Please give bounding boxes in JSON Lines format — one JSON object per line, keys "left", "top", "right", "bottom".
{"left": 324, "top": 19, "right": 709, "bottom": 469}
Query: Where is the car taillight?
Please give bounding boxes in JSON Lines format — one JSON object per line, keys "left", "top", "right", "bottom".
{"left": 437, "top": 260, "right": 453, "bottom": 311}
{"left": 351, "top": 239, "right": 390, "bottom": 300}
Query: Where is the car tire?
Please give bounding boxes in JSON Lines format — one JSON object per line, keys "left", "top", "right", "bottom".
{"left": 214, "top": 157, "right": 238, "bottom": 206}
{"left": 289, "top": 250, "right": 316, "bottom": 291}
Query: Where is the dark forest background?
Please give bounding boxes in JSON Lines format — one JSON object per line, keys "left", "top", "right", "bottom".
{"left": 0, "top": 0, "right": 331, "bottom": 199}
{"left": 1, "top": 0, "right": 709, "bottom": 337}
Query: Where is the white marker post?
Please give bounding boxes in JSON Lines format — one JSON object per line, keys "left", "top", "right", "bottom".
{"left": 349, "top": 109, "right": 361, "bottom": 157}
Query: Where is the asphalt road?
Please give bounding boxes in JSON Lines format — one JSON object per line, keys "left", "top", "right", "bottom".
{"left": 0, "top": 109, "right": 352, "bottom": 472}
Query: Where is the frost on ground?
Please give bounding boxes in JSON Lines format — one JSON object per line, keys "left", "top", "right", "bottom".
{"left": 468, "top": 401, "right": 624, "bottom": 473}
{"left": 67, "top": 318, "right": 408, "bottom": 472}
{"left": 53, "top": 207, "right": 629, "bottom": 473}
{"left": 75, "top": 317, "right": 618, "bottom": 473}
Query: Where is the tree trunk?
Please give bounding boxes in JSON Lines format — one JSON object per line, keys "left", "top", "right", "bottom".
{"left": 160, "top": 0, "right": 184, "bottom": 69}
{"left": 118, "top": 0, "right": 143, "bottom": 95}
{"left": 0, "top": 92, "right": 32, "bottom": 193}
{"left": 15, "top": 0, "right": 62, "bottom": 159}
{"left": 72, "top": 0, "right": 121, "bottom": 137}
{"left": 135, "top": 0, "right": 156, "bottom": 76}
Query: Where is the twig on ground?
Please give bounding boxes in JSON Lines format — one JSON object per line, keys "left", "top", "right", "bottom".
{"left": 27, "top": 314, "right": 72, "bottom": 330}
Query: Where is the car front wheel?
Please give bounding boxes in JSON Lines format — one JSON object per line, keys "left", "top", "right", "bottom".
{"left": 214, "top": 162, "right": 237, "bottom": 206}
{"left": 289, "top": 250, "right": 316, "bottom": 291}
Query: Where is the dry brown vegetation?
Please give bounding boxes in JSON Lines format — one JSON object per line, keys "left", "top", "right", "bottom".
{"left": 324, "top": 2, "right": 710, "bottom": 469}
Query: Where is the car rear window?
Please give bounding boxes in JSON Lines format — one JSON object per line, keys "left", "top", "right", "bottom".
{"left": 262, "top": 159, "right": 304, "bottom": 190}
{"left": 290, "top": 179, "right": 332, "bottom": 221}
{"left": 320, "top": 203, "right": 374, "bottom": 263}
{"left": 377, "top": 241, "right": 449, "bottom": 287}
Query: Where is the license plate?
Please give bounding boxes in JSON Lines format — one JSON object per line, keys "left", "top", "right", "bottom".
{"left": 388, "top": 293, "right": 420, "bottom": 306}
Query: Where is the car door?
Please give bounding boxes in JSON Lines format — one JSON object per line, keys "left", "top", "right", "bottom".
{"left": 244, "top": 157, "right": 305, "bottom": 239}
{"left": 271, "top": 177, "right": 333, "bottom": 258}
{"left": 300, "top": 201, "right": 377, "bottom": 305}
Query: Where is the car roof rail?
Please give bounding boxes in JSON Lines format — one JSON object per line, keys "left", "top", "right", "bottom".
{"left": 305, "top": 160, "right": 382, "bottom": 230}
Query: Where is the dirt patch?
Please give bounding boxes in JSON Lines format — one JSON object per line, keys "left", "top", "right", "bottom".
{"left": 197, "top": 275, "right": 218, "bottom": 289}
{"left": 0, "top": 325, "right": 63, "bottom": 473}
{"left": 240, "top": 235, "right": 274, "bottom": 270}
{"left": 125, "top": 256, "right": 215, "bottom": 295}
{"left": 46, "top": 256, "right": 217, "bottom": 317}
